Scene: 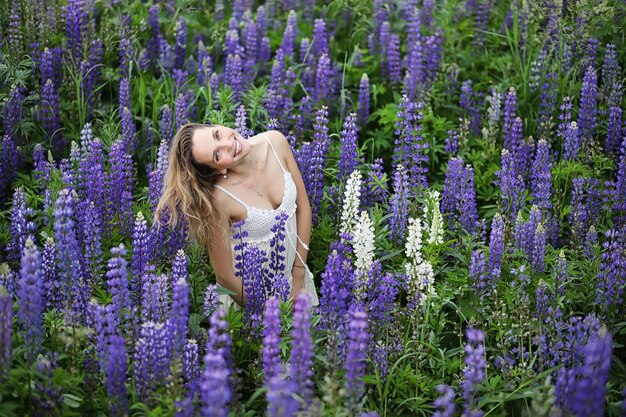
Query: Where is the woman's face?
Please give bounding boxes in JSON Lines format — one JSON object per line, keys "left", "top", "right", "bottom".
{"left": 191, "top": 125, "right": 250, "bottom": 172}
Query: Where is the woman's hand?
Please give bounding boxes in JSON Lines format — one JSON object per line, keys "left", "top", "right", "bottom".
{"left": 289, "top": 266, "right": 306, "bottom": 301}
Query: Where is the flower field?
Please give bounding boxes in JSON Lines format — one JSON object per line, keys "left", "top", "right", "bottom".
{"left": 1, "top": 0, "right": 626, "bottom": 415}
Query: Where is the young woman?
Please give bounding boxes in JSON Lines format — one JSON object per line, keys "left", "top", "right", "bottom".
{"left": 156, "top": 123, "right": 319, "bottom": 309}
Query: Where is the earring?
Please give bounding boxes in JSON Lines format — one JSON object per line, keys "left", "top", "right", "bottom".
{"left": 223, "top": 171, "right": 228, "bottom": 179}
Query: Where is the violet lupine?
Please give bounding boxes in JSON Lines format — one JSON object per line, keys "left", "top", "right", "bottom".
{"left": 278, "top": 11, "right": 297, "bottom": 59}
{"left": 460, "top": 80, "right": 481, "bottom": 136}
{"left": 537, "top": 72, "right": 558, "bottom": 137}
{"left": 106, "top": 140, "right": 133, "bottom": 237}
{"left": 134, "top": 321, "right": 172, "bottom": 403}
{"left": 197, "top": 42, "right": 212, "bottom": 86}
{"left": 17, "top": 238, "right": 43, "bottom": 360}
{"left": 403, "top": 36, "right": 424, "bottom": 102}
{"left": 361, "top": 159, "right": 388, "bottom": 208}
{"left": 121, "top": 106, "right": 137, "bottom": 153}
{"left": 53, "top": 189, "right": 82, "bottom": 310}
{"left": 0, "top": 287, "right": 11, "bottom": 382}
{"left": 174, "top": 18, "right": 187, "bottom": 69}
{"left": 80, "top": 39, "right": 104, "bottom": 120}
{"left": 470, "top": 249, "right": 490, "bottom": 298}
{"left": 601, "top": 44, "right": 621, "bottom": 99}
{"left": 312, "top": 19, "right": 329, "bottom": 59}
{"left": 441, "top": 158, "right": 479, "bottom": 234}
{"left": 577, "top": 66, "right": 598, "bottom": 148}
{"left": 268, "top": 212, "right": 290, "bottom": 302}
{"left": 358, "top": 73, "right": 370, "bottom": 127}
{"left": 445, "top": 130, "right": 459, "bottom": 155}
{"left": 308, "top": 107, "right": 330, "bottom": 222}
{"left": 142, "top": 272, "right": 170, "bottom": 323}
{"left": 433, "top": 385, "right": 456, "bottom": 417}
{"left": 41, "top": 78, "right": 62, "bottom": 151}
{"left": 584, "top": 226, "right": 599, "bottom": 260}
{"left": 106, "top": 244, "right": 132, "bottom": 336}
{"left": 266, "top": 372, "right": 298, "bottom": 416}
{"left": 147, "top": 5, "right": 161, "bottom": 68}
{"left": 119, "top": 77, "right": 131, "bottom": 111}
{"left": 344, "top": 308, "right": 369, "bottom": 413}
{"left": 175, "top": 93, "right": 189, "bottom": 131}
{"left": 40, "top": 238, "right": 58, "bottom": 310}
{"left": 502, "top": 88, "right": 517, "bottom": 150}
{"left": 241, "top": 245, "right": 268, "bottom": 332}
{"left": 33, "top": 354, "right": 64, "bottom": 413}
{"left": 387, "top": 33, "right": 402, "bottom": 84}
{"left": 290, "top": 293, "right": 314, "bottom": 407}
{"left": 183, "top": 339, "right": 200, "bottom": 387}
{"left": 461, "top": 327, "right": 486, "bottom": 416}
{"left": 131, "top": 212, "right": 152, "bottom": 299}
{"left": 225, "top": 54, "right": 243, "bottom": 102}
{"left": 338, "top": 113, "right": 360, "bottom": 183}
{"left": 393, "top": 94, "right": 428, "bottom": 190}
{"left": 171, "top": 259, "right": 190, "bottom": 356}
{"left": 584, "top": 37, "right": 599, "bottom": 70}
{"left": 423, "top": 32, "right": 444, "bottom": 89}
{"left": 81, "top": 138, "right": 106, "bottom": 223}
{"left": 266, "top": 50, "right": 287, "bottom": 121}
{"left": 7, "top": 1, "right": 23, "bottom": 56}
{"left": 596, "top": 229, "right": 626, "bottom": 317}
{"left": 107, "top": 334, "right": 128, "bottom": 417}
{"left": 160, "top": 104, "right": 174, "bottom": 143}
{"left": 82, "top": 201, "right": 103, "bottom": 279}
{"left": 8, "top": 187, "right": 35, "bottom": 264}
{"left": 530, "top": 139, "right": 553, "bottom": 211}
{"left": 532, "top": 224, "right": 546, "bottom": 274}
{"left": 200, "top": 310, "right": 232, "bottom": 417}
{"left": 2, "top": 85, "right": 25, "bottom": 143}
{"left": 234, "top": 105, "right": 254, "bottom": 139}
{"left": 314, "top": 53, "right": 333, "bottom": 106}
{"left": 63, "top": 0, "right": 88, "bottom": 61}
{"left": 495, "top": 149, "right": 525, "bottom": 221}
{"left": 204, "top": 283, "right": 219, "bottom": 318}
{"left": 606, "top": 104, "right": 623, "bottom": 157}
{"left": 488, "top": 213, "right": 505, "bottom": 282}
{"left": 94, "top": 302, "right": 116, "bottom": 372}
{"left": 262, "top": 297, "right": 283, "bottom": 386}
{"left": 388, "top": 164, "right": 411, "bottom": 245}
{"left": 364, "top": 264, "right": 399, "bottom": 331}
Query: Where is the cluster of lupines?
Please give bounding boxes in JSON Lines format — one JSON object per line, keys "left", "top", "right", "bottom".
{"left": 393, "top": 95, "right": 428, "bottom": 190}
{"left": 461, "top": 327, "right": 486, "bottom": 416}
{"left": 441, "top": 158, "right": 478, "bottom": 234}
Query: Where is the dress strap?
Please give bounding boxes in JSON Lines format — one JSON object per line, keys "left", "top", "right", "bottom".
{"left": 214, "top": 185, "right": 249, "bottom": 209}
{"left": 261, "top": 133, "right": 287, "bottom": 173}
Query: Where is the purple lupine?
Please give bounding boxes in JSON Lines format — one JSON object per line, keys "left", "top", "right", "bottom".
{"left": 268, "top": 212, "right": 290, "bottom": 302}
{"left": 290, "top": 293, "right": 314, "bottom": 407}
{"left": 160, "top": 105, "right": 174, "bottom": 144}
{"left": 200, "top": 310, "right": 232, "bottom": 417}
{"left": 308, "top": 107, "right": 330, "bottom": 222}
{"left": 81, "top": 137, "right": 106, "bottom": 223}
{"left": 7, "top": 1, "right": 23, "bottom": 55}
{"left": 121, "top": 106, "right": 137, "bottom": 155}
{"left": 0, "top": 286, "right": 11, "bottom": 381}
{"left": 40, "top": 238, "right": 58, "bottom": 310}
{"left": 393, "top": 95, "right": 428, "bottom": 190}
{"left": 596, "top": 229, "right": 626, "bottom": 316}
{"left": 1, "top": 135, "right": 22, "bottom": 204}
{"left": 33, "top": 354, "right": 63, "bottom": 413}
{"left": 361, "top": 158, "right": 388, "bottom": 208}
{"left": 63, "top": 0, "right": 88, "bottom": 61}
{"left": 278, "top": 11, "right": 297, "bottom": 59}
{"left": 502, "top": 88, "right": 517, "bottom": 150}
{"left": 403, "top": 37, "right": 424, "bottom": 102}
{"left": 175, "top": 93, "right": 189, "bottom": 131}
{"left": 225, "top": 54, "right": 243, "bottom": 102}
{"left": 535, "top": 280, "right": 550, "bottom": 322}
{"left": 470, "top": 250, "right": 490, "bottom": 298}
{"left": 461, "top": 327, "right": 485, "bottom": 415}
{"left": 41, "top": 78, "right": 62, "bottom": 151}
{"left": 460, "top": 80, "right": 481, "bottom": 136}
{"left": 8, "top": 187, "right": 35, "bottom": 264}
{"left": 147, "top": 5, "right": 161, "bottom": 68}
{"left": 142, "top": 272, "right": 170, "bottom": 323}
{"left": 445, "top": 130, "right": 459, "bottom": 155}
{"left": 134, "top": 321, "right": 171, "bottom": 402}
{"left": 106, "top": 140, "right": 133, "bottom": 237}
{"left": 441, "top": 158, "right": 478, "bottom": 233}
{"left": 204, "top": 283, "right": 219, "bottom": 318}
{"left": 577, "top": 66, "right": 598, "bottom": 148}
{"left": 584, "top": 226, "right": 599, "bottom": 260}
{"left": 2, "top": 85, "right": 25, "bottom": 144}
{"left": 171, "top": 268, "right": 190, "bottom": 356}
{"left": 183, "top": 339, "right": 200, "bottom": 387}
{"left": 240, "top": 244, "right": 268, "bottom": 332}
{"left": 537, "top": 72, "right": 558, "bottom": 138}
{"left": 424, "top": 31, "right": 443, "bottom": 89}
{"left": 319, "top": 238, "right": 355, "bottom": 363}
{"left": 488, "top": 213, "right": 505, "bottom": 281}
{"left": 344, "top": 308, "right": 368, "bottom": 412}
{"left": 106, "top": 244, "right": 132, "bottom": 335}
{"left": 94, "top": 302, "right": 116, "bottom": 374}
{"left": 234, "top": 105, "right": 254, "bottom": 139}
{"left": 197, "top": 42, "right": 212, "bottom": 86}
{"left": 131, "top": 212, "right": 152, "bottom": 300}
{"left": 266, "top": 372, "right": 298, "bottom": 416}
{"left": 358, "top": 73, "right": 370, "bottom": 126}
{"left": 266, "top": 50, "right": 287, "bottom": 121}
{"left": 82, "top": 201, "right": 103, "bottom": 280}
{"left": 532, "top": 224, "right": 546, "bottom": 274}
{"left": 262, "top": 297, "right": 282, "bottom": 386}
{"left": 388, "top": 164, "right": 410, "bottom": 244}
{"left": 601, "top": 44, "right": 621, "bottom": 99}
{"left": 472, "top": 1, "right": 489, "bottom": 50}
{"left": 530, "top": 139, "right": 552, "bottom": 210}
{"left": 606, "top": 104, "right": 623, "bottom": 157}
{"left": 387, "top": 33, "right": 402, "bottom": 84}
{"left": 53, "top": 189, "right": 82, "bottom": 311}
{"left": 17, "top": 238, "right": 43, "bottom": 360}
{"left": 174, "top": 18, "right": 187, "bottom": 69}
{"left": 433, "top": 385, "right": 456, "bottom": 417}
{"left": 314, "top": 53, "right": 333, "bottom": 105}
{"left": 107, "top": 334, "right": 128, "bottom": 417}
{"left": 312, "top": 19, "right": 329, "bottom": 59}
{"left": 80, "top": 39, "right": 104, "bottom": 120}
{"left": 495, "top": 149, "right": 525, "bottom": 221}
{"left": 119, "top": 77, "right": 131, "bottom": 111}
{"left": 338, "top": 113, "right": 359, "bottom": 182}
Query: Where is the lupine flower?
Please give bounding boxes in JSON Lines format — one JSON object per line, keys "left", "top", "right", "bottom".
{"left": 488, "top": 213, "right": 505, "bottom": 281}
{"left": 460, "top": 80, "right": 481, "bottom": 136}
{"left": 148, "top": 138, "right": 170, "bottom": 210}
{"left": 106, "top": 244, "right": 132, "bottom": 333}
{"left": 63, "top": 0, "right": 88, "bottom": 61}
{"left": 314, "top": 53, "right": 333, "bottom": 105}
{"left": 0, "top": 286, "right": 11, "bottom": 381}
{"left": 2, "top": 85, "right": 25, "bottom": 144}
{"left": 445, "top": 130, "right": 459, "bottom": 154}
{"left": 388, "top": 164, "right": 410, "bottom": 244}
{"left": 425, "top": 190, "right": 444, "bottom": 245}
{"left": 606, "top": 105, "right": 623, "bottom": 157}
{"left": 1, "top": 135, "right": 21, "bottom": 204}
{"left": 393, "top": 95, "right": 428, "bottom": 190}
{"left": 577, "top": 66, "right": 598, "bottom": 147}
{"left": 174, "top": 18, "right": 187, "bottom": 69}
{"left": 530, "top": 139, "right": 553, "bottom": 210}
{"left": 134, "top": 321, "right": 172, "bottom": 402}
{"left": 503, "top": 88, "right": 517, "bottom": 150}
{"left": 495, "top": 149, "right": 525, "bottom": 221}
{"left": 171, "top": 275, "right": 190, "bottom": 357}
{"left": 338, "top": 113, "right": 360, "bottom": 183}
{"left": 554, "top": 250, "right": 567, "bottom": 298}
{"left": 225, "top": 54, "right": 243, "bottom": 102}
{"left": 8, "top": 187, "right": 35, "bottom": 263}
{"left": 200, "top": 310, "right": 232, "bottom": 417}
{"left": 204, "top": 283, "right": 219, "bottom": 318}
{"left": 441, "top": 158, "right": 478, "bottom": 233}
{"left": 461, "top": 327, "right": 485, "bottom": 414}
{"left": 175, "top": 93, "right": 189, "bottom": 131}
{"left": 18, "top": 238, "right": 43, "bottom": 360}
{"left": 33, "top": 354, "right": 63, "bottom": 413}
{"left": 131, "top": 212, "right": 152, "bottom": 299}
{"left": 387, "top": 33, "right": 402, "bottom": 84}
{"left": 41, "top": 78, "right": 62, "bottom": 150}
{"left": 289, "top": 293, "right": 314, "bottom": 408}
{"left": 353, "top": 210, "right": 375, "bottom": 278}
{"left": 262, "top": 296, "right": 282, "bottom": 386}
{"left": 532, "top": 224, "right": 546, "bottom": 274}
{"left": 344, "top": 308, "right": 369, "bottom": 412}
{"left": 470, "top": 250, "right": 490, "bottom": 298}
{"left": 312, "top": 18, "right": 329, "bottom": 58}
{"left": 583, "top": 226, "right": 598, "bottom": 261}
{"left": 307, "top": 107, "right": 330, "bottom": 222}
{"left": 106, "top": 140, "right": 133, "bottom": 237}
{"left": 147, "top": 5, "right": 161, "bottom": 68}
{"left": 266, "top": 372, "right": 298, "bottom": 416}
{"left": 361, "top": 159, "right": 388, "bottom": 208}
{"left": 278, "top": 11, "right": 297, "bottom": 59}
{"left": 596, "top": 229, "right": 626, "bottom": 316}
{"left": 80, "top": 39, "right": 104, "bottom": 120}
{"left": 160, "top": 105, "right": 174, "bottom": 145}
{"left": 340, "top": 170, "right": 362, "bottom": 236}
{"left": 240, "top": 245, "right": 268, "bottom": 332}
{"left": 107, "top": 334, "right": 128, "bottom": 417}
{"left": 183, "top": 339, "right": 199, "bottom": 385}
{"left": 601, "top": 44, "right": 621, "bottom": 98}
{"left": 53, "top": 189, "right": 82, "bottom": 311}
{"left": 234, "top": 105, "right": 254, "bottom": 139}
{"left": 405, "top": 218, "right": 435, "bottom": 305}
{"left": 358, "top": 74, "right": 370, "bottom": 126}
{"left": 433, "top": 384, "right": 456, "bottom": 417}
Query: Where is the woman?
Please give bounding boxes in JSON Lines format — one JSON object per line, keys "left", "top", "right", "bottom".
{"left": 156, "top": 123, "right": 319, "bottom": 309}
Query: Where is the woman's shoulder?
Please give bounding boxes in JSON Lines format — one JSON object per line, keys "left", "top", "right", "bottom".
{"left": 258, "top": 130, "right": 290, "bottom": 153}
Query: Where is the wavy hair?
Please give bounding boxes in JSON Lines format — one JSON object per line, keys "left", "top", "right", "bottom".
{"left": 155, "top": 123, "right": 225, "bottom": 251}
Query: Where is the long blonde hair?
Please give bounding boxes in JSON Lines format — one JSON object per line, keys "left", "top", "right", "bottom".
{"left": 155, "top": 123, "right": 224, "bottom": 251}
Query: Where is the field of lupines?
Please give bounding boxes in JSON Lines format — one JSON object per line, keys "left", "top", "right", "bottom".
{"left": 0, "top": 0, "right": 625, "bottom": 415}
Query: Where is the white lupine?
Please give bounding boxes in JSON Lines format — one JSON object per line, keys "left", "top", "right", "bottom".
{"left": 405, "top": 217, "right": 423, "bottom": 264}
{"left": 340, "top": 169, "right": 363, "bottom": 236}
{"left": 353, "top": 210, "right": 375, "bottom": 274}
{"left": 404, "top": 217, "right": 435, "bottom": 302}
{"left": 425, "top": 190, "right": 444, "bottom": 245}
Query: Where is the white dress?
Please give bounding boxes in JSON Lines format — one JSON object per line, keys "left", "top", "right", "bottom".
{"left": 214, "top": 133, "right": 319, "bottom": 310}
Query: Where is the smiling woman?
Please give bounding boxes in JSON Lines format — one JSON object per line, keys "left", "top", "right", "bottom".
{"left": 155, "top": 123, "right": 319, "bottom": 309}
